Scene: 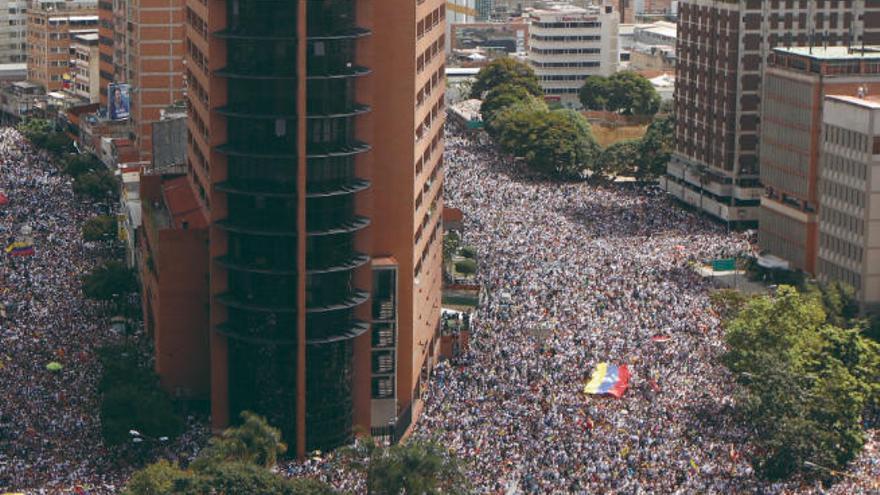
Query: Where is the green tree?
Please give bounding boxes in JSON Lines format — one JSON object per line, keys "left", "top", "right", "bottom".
{"left": 470, "top": 57, "right": 541, "bottom": 99}
{"left": 193, "top": 411, "right": 287, "bottom": 470}
{"left": 177, "top": 462, "right": 333, "bottom": 495}
{"left": 64, "top": 153, "right": 103, "bottom": 178}
{"left": 579, "top": 72, "right": 661, "bottom": 115}
{"left": 345, "top": 438, "right": 469, "bottom": 495}
{"left": 124, "top": 459, "right": 191, "bottom": 495}
{"left": 491, "top": 103, "right": 545, "bottom": 156}
{"left": 101, "top": 385, "right": 184, "bottom": 446}
{"left": 637, "top": 114, "right": 675, "bottom": 179}
{"left": 125, "top": 415, "right": 337, "bottom": 495}
{"left": 83, "top": 215, "right": 118, "bottom": 242}
{"left": 454, "top": 259, "right": 477, "bottom": 276}
{"left": 596, "top": 140, "right": 641, "bottom": 178}
{"left": 73, "top": 168, "right": 118, "bottom": 201}
{"left": 480, "top": 83, "right": 534, "bottom": 128}
{"left": 17, "top": 118, "right": 53, "bottom": 146}
{"left": 578, "top": 76, "right": 611, "bottom": 111}
{"left": 723, "top": 286, "right": 880, "bottom": 480}
{"left": 82, "top": 260, "right": 137, "bottom": 301}
{"left": 518, "top": 110, "right": 598, "bottom": 178}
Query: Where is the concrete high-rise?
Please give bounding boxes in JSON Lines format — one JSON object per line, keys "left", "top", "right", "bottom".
{"left": 527, "top": 3, "right": 618, "bottom": 106}
{"left": 26, "top": 1, "right": 98, "bottom": 91}
{"left": 662, "top": 0, "right": 880, "bottom": 226}
{"left": 151, "top": 0, "right": 446, "bottom": 456}
{"left": 757, "top": 46, "right": 880, "bottom": 274}
{"left": 97, "top": 0, "right": 184, "bottom": 161}
{"left": 0, "top": 0, "right": 27, "bottom": 63}
{"left": 818, "top": 94, "right": 880, "bottom": 310}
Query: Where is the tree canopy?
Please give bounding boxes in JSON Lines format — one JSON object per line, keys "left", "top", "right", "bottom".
{"left": 17, "top": 118, "right": 72, "bottom": 154}
{"left": 83, "top": 215, "right": 118, "bottom": 242}
{"left": 517, "top": 110, "right": 598, "bottom": 178}
{"left": 723, "top": 286, "right": 880, "bottom": 480}
{"left": 637, "top": 114, "right": 675, "bottom": 179}
{"left": 480, "top": 83, "right": 536, "bottom": 128}
{"left": 97, "top": 344, "right": 183, "bottom": 446}
{"left": 470, "top": 57, "right": 542, "bottom": 99}
{"left": 73, "top": 168, "right": 117, "bottom": 201}
{"left": 125, "top": 414, "right": 336, "bottom": 495}
{"left": 82, "top": 260, "right": 137, "bottom": 301}
{"left": 595, "top": 140, "right": 640, "bottom": 178}
{"left": 343, "top": 437, "right": 469, "bottom": 495}
{"left": 579, "top": 72, "right": 661, "bottom": 116}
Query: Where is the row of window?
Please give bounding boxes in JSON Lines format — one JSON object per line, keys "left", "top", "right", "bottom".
{"left": 414, "top": 213, "right": 441, "bottom": 279}
{"left": 532, "top": 21, "right": 601, "bottom": 29}
{"left": 819, "top": 231, "right": 864, "bottom": 264}
{"left": 820, "top": 205, "right": 865, "bottom": 237}
{"left": 530, "top": 34, "right": 600, "bottom": 42}
{"left": 416, "top": 63, "right": 444, "bottom": 109}
{"left": 823, "top": 150, "right": 868, "bottom": 181}
{"left": 416, "top": 3, "right": 445, "bottom": 40}
{"left": 417, "top": 33, "right": 444, "bottom": 74}
{"left": 186, "top": 6, "right": 207, "bottom": 40}
{"left": 824, "top": 123, "right": 874, "bottom": 153}
{"left": 818, "top": 258, "right": 861, "bottom": 293}
{"left": 819, "top": 177, "right": 866, "bottom": 208}
{"left": 416, "top": 128, "right": 442, "bottom": 177}
{"left": 531, "top": 61, "right": 600, "bottom": 69}
{"left": 531, "top": 47, "right": 600, "bottom": 55}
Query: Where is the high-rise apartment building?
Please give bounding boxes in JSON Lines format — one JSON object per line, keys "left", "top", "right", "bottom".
{"left": 97, "top": 0, "right": 184, "bottom": 161}
{"left": 26, "top": 1, "right": 98, "bottom": 91}
{"left": 528, "top": 3, "right": 618, "bottom": 106}
{"left": 817, "top": 94, "right": 880, "bottom": 310}
{"left": 663, "top": 0, "right": 880, "bottom": 226}
{"left": 0, "top": 0, "right": 28, "bottom": 63}
{"left": 758, "top": 46, "right": 880, "bottom": 274}
{"left": 156, "top": 0, "right": 445, "bottom": 456}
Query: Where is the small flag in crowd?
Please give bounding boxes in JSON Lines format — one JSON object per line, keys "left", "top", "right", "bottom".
{"left": 584, "top": 363, "right": 631, "bottom": 398}
{"left": 5, "top": 241, "right": 33, "bottom": 257}
{"left": 651, "top": 334, "right": 672, "bottom": 343}
{"left": 5, "top": 241, "right": 33, "bottom": 256}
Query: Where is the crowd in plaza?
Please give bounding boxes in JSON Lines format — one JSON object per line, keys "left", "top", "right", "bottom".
{"left": 406, "top": 125, "right": 879, "bottom": 494}
{"left": 0, "top": 128, "right": 206, "bottom": 494}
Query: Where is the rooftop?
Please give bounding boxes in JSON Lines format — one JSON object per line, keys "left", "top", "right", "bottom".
{"left": 774, "top": 45, "right": 880, "bottom": 61}
{"left": 826, "top": 94, "right": 880, "bottom": 109}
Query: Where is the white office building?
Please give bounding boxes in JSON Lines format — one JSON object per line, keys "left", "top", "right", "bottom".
{"left": 818, "top": 94, "right": 880, "bottom": 310}
{"left": 527, "top": 3, "right": 619, "bottom": 107}
{"left": 0, "top": 0, "right": 27, "bottom": 63}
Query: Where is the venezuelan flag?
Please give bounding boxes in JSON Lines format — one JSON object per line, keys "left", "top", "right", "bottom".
{"left": 5, "top": 241, "right": 34, "bottom": 257}
{"left": 584, "top": 363, "right": 631, "bottom": 398}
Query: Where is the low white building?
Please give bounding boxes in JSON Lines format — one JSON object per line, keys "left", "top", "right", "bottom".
{"left": 71, "top": 32, "right": 99, "bottom": 103}
{"left": 527, "top": 3, "right": 619, "bottom": 107}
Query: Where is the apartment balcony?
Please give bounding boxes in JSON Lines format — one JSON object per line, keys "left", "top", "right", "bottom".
{"left": 216, "top": 255, "right": 298, "bottom": 275}
{"left": 306, "top": 251, "right": 370, "bottom": 274}
{"left": 305, "top": 140, "right": 370, "bottom": 158}
{"left": 216, "top": 178, "right": 297, "bottom": 198}
{"left": 305, "top": 314, "right": 368, "bottom": 344}
{"left": 216, "top": 291, "right": 298, "bottom": 313}
{"left": 306, "top": 177, "right": 370, "bottom": 198}
{"left": 305, "top": 288, "right": 369, "bottom": 314}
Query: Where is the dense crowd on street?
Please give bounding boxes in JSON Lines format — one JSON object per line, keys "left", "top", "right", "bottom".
{"left": 0, "top": 128, "right": 206, "bottom": 494}
{"left": 2, "top": 120, "right": 877, "bottom": 493}
{"left": 406, "top": 125, "right": 879, "bottom": 494}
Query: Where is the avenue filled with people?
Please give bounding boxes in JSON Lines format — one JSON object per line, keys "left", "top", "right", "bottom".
{"left": 408, "top": 124, "right": 879, "bottom": 494}
{"left": 1, "top": 121, "right": 877, "bottom": 493}
{"left": 0, "top": 128, "right": 206, "bottom": 494}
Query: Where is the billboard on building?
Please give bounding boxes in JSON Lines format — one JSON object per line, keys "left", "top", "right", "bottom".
{"left": 108, "top": 83, "right": 130, "bottom": 120}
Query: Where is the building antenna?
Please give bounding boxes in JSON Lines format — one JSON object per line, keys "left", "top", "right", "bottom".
{"left": 809, "top": 29, "right": 814, "bottom": 55}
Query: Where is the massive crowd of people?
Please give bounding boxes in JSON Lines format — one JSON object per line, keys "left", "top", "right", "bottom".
{"left": 1, "top": 121, "right": 877, "bottom": 493}
{"left": 407, "top": 125, "right": 879, "bottom": 494}
{"left": 0, "top": 128, "right": 206, "bottom": 494}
